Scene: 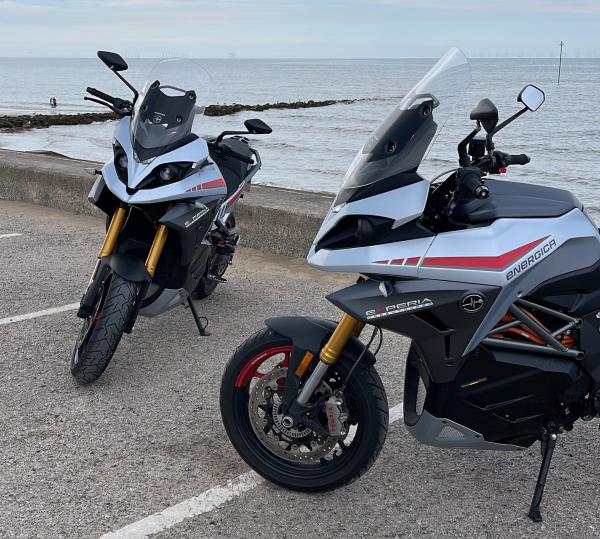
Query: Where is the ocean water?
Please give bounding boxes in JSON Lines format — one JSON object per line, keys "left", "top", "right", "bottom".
{"left": 0, "top": 57, "right": 599, "bottom": 216}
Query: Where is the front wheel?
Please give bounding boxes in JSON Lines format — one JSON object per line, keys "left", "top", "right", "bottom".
{"left": 71, "top": 273, "right": 138, "bottom": 384}
{"left": 220, "top": 327, "right": 389, "bottom": 491}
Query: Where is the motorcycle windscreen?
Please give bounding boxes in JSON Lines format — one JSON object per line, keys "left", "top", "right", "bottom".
{"left": 335, "top": 48, "right": 471, "bottom": 203}
{"left": 130, "top": 58, "right": 211, "bottom": 162}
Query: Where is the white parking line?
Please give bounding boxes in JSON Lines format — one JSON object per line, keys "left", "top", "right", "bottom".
{"left": 0, "top": 233, "right": 22, "bottom": 239}
{"left": 99, "top": 403, "right": 404, "bottom": 539}
{"left": 0, "top": 303, "right": 79, "bottom": 326}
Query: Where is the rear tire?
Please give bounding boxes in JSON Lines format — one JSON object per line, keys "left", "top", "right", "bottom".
{"left": 220, "top": 327, "right": 389, "bottom": 491}
{"left": 71, "top": 274, "right": 138, "bottom": 384}
{"left": 192, "top": 252, "right": 231, "bottom": 300}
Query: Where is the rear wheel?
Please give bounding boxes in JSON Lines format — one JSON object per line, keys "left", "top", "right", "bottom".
{"left": 71, "top": 274, "right": 139, "bottom": 384}
{"left": 220, "top": 327, "right": 389, "bottom": 491}
{"left": 191, "top": 257, "right": 227, "bottom": 299}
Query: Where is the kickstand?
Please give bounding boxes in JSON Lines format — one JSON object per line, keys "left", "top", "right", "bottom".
{"left": 528, "top": 430, "right": 558, "bottom": 523}
{"left": 187, "top": 298, "right": 210, "bottom": 336}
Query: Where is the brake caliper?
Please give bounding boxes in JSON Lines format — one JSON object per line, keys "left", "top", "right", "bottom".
{"left": 325, "top": 391, "right": 349, "bottom": 437}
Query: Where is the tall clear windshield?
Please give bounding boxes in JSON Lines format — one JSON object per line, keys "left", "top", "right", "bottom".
{"left": 131, "top": 58, "right": 211, "bottom": 162}
{"left": 341, "top": 48, "right": 471, "bottom": 191}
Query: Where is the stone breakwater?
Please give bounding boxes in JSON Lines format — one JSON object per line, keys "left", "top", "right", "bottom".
{"left": 0, "top": 99, "right": 357, "bottom": 130}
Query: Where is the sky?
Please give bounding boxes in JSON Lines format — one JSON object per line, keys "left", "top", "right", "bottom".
{"left": 0, "top": 0, "right": 598, "bottom": 58}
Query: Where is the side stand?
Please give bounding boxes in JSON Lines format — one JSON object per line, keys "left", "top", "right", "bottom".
{"left": 528, "top": 430, "right": 558, "bottom": 523}
{"left": 187, "top": 298, "right": 210, "bottom": 336}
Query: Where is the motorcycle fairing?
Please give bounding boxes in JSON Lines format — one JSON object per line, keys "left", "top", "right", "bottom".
{"left": 404, "top": 344, "right": 588, "bottom": 449}
{"left": 104, "top": 117, "right": 227, "bottom": 200}
{"left": 312, "top": 178, "right": 430, "bottom": 247}
{"left": 326, "top": 278, "right": 500, "bottom": 383}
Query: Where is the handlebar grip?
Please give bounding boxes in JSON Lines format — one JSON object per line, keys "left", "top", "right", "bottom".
{"left": 461, "top": 171, "right": 490, "bottom": 199}
{"left": 222, "top": 144, "right": 254, "bottom": 165}
{"left": 507, "top": 153, "right": 530, "bottom": 166}
{"left": 86, "top": 87, "right": 115, "bottom": 104}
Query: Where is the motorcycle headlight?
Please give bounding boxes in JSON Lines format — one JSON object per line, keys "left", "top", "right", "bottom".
{"left": 113, "top": 143, "right": 128, "bottom": 184}
{"left": 158, "top": 164, "right": 181, "bottom": 183}
{"left": 116, "top": 153, "right": 128, "bottom": 170}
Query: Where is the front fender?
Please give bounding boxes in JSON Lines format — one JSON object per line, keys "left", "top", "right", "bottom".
{"left": 104, "top": 253, "right": 150, "bottom": 283}
{"left": 265, "top": 316, "right": 375, "bottom": 366}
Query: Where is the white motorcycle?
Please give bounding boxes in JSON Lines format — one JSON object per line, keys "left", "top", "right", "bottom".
{"left": 220, "top": 48, "right": 600, "bottom": 522}
{"left": 72, "top": 51, "right": 271, "bottom": 384}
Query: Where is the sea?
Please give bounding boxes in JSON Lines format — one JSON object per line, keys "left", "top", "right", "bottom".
{"left": 0, "top": 57, "right": 598, "bottom": 216}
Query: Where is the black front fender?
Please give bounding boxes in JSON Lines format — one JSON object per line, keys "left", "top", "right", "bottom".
{"left": 265, "top": 316, "right": 375, "bottom": 366}
{"left": 105, "top": 253, "right": 150, "bottom": 283}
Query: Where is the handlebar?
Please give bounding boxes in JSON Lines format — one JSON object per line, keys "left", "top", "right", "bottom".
{"left": 456, "top": 168, "right": 489, "bottom": 200}
{"left": 220, "top": 143, "right": 254, "bottom": 165}
{"left": 493, "top": 151, "right": 530, "bottom": 167}
{"left": 505, "top": 153, "right": 530, "bottom": 166}
{"left": 86, "top": 87, "right": 115, "bottom": 104}
{"left": 85, "top": 87, "right": 132, "bottom": 116}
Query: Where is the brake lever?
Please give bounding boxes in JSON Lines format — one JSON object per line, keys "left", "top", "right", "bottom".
{"left": 84, "top": 97, "right": 130, "bottom": 117}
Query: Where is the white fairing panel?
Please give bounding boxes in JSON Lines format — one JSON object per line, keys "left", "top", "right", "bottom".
{"left": 419, "top": 209, "right": 599, "bottom": 286}
{"left": 102, "top": 117, "right": 227, "bottom": 204}
{"left": 309, "top": 208, "right": 600, "bottom": 284}
{"left": 308, "top": 236, "right": 434, "bottom": 277}
{"left": 313, "top": 179, "right": 429, "bottom": 245}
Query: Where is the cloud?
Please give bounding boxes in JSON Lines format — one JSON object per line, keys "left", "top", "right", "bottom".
{"left": 364, "top": 0, "right": 600, "bottom": 15}
{"left": 0, "top": 0, "right": 51, "bottom": 11}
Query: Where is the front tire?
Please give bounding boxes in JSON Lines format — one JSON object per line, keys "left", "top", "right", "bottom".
{"left": 220, "top": 327, "right": 389, "bottom": 491}
{"left": 71, "top": 274, "right": 138, "bottom": 384}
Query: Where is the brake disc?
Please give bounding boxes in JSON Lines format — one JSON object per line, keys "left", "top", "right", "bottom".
{"left": 248, "top": 367, "right": 342, "bottom": 462}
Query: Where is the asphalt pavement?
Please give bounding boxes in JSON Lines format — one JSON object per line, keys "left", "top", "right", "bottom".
{"left": 0, "top": 200, "right": 598, "bottom": 538}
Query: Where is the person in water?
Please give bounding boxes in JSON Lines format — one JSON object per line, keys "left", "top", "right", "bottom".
{"left": 49, "top": 97, "right": 57, "bottom": 107}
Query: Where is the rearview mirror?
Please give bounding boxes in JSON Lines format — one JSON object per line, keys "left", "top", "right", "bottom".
{"left": 470, "top": 98, "right": 498, "bottom": 133}
{"left": 518, "top": 85, "right": 545, "bottom": 112}
{"left": 97, "top": 51, "right": 128, "bottom": 72}
{"left": 244, "top": 118, "right": 272, "bottom": 135}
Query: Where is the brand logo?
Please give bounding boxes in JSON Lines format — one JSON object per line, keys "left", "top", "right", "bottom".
{"left": 460, "top": 293, "right": 485, "bottom": 313}
{"left": 152, "top": 112, "right": 165, "bottom": 124}
{"left": 365, "top": 298, "right": 433, "bottom": 320}
{"left": 184, "top": 209, "right": 208, "bottom": 228}
{"left": 506, "top": 238, "right": 557, "bottom": 281}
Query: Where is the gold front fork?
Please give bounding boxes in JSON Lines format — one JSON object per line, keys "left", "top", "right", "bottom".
{"left": 295, "top": 313, "right": 365, "bottom": 406}
{"left": 145, "top": 224, "right": 169, "bottom": 277}
{"left": 99, "top": 206, "right": 128, "bottom": 258}
{"left": 319, "top": 314, "right": 365, "bottom": 365}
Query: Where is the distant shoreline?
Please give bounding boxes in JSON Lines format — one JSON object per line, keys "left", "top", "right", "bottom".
{"left": 0, "top": 98, "right": 357, "bottom": 130}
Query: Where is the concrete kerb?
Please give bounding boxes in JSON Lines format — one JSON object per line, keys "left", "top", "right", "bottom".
{"left": 0, "top": 148, "right": 333, "bottom": 258}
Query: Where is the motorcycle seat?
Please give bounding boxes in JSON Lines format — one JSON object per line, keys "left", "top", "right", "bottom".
{"left": 209, "top": 138, "right": 253, "bottom": 196}
{"left": 451, "top": 179, "right": 582, "bottom": 224}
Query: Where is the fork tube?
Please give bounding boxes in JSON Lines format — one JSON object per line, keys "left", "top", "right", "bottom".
{"left": 99, "top": 206, "right": 127, "bottom": 258}
{"left": 145, "top": 224, "right": 169, "bottom": 277}
{"left": 296, "top": 313, "right": 363, "bottom": 405}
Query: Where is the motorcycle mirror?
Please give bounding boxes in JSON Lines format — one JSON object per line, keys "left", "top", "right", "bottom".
{"left": 469, "top": 98, "right": 498, "bottom": 134}
{"left": 244, "top": 118, "right": 272, "bottom": 135}
{"left": 98, "top": 51, "right": 128, "bottom": 72}
{"left": 518, "top": 84, "right": 545, "bottom": 112}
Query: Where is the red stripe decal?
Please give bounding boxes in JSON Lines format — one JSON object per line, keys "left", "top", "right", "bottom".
{"left": 405, "top": 257, "right": 420, "bottom": 266}
{"left": 202, "top": 178, "right": 226, "bottom": 189}
{"left": 390, "top": 258, "right": 404, "bottom": 265}
{"left": 226, "top": 186, "right": 244, "bottom": 208}
{"left": 373, "top": 260, "right": 389, "bottom": 264}
{"left": 422, "top": 236, "right": 548, "bottom": 270}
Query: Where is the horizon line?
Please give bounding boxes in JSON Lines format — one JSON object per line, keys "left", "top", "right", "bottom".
{"left": 0, "top": 56, "right": 597, "bottom": 60}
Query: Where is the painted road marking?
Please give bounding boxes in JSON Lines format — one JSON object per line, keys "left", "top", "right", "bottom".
{"left": 99, "top": 403, "right": 404, "bottom": 539}
{"left": 0, "top": 303, "right": 79, "bottom": 326}
{"left": 0, "top": 233, "right": 22, "bottom": 239}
